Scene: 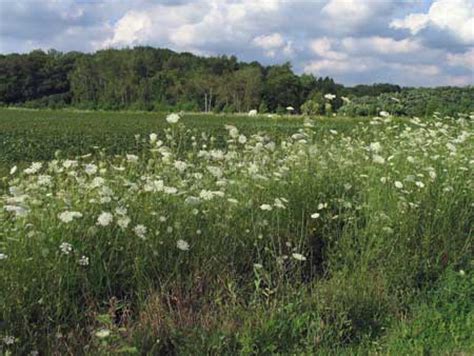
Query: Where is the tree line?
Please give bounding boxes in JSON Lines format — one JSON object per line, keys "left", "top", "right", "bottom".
{"left": 0, "top": 47, "right": 472, "bottom": 116}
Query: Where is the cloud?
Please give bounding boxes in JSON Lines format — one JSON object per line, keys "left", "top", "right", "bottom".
{"left": 0, "top": 0, "right": 472, "bottom": 86}
{"left": 447, "top": 48, "right": 474, "bottom": 69}
{"left": 252, "top": 33, "right": 293, "bottom": 57}
{"left": 391, "top": 0, "right": 474, "bottom": 45}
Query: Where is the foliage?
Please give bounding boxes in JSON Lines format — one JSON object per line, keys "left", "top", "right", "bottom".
{"left": 5, "top": 48, "right": 471, "bottom": 117}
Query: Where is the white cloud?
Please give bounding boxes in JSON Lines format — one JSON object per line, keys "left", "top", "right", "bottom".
{"left": 391, "top": 0, "right": 474, "bottom": 45}
{"left": 310, "top": 37, "right": 347, "bottom": 60}
{"left": 253, "top": 33, "right": 293, "bottom": 57}
{"left": 447, "top": 48, "right": 474, "bottom": 69}
{"left": 321, "top": 0, "right": 395, "bottom": 33}
{"left": 1, "top": 0, "right": 473, "bottom": 86}
{"left": 103, "top": 11, "right": 152, "bottom": 47}
{"left": 342, "top": 36, "right": 422, "bottom": 54}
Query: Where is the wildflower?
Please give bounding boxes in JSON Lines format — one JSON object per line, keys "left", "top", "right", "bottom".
{"left": 78, "top": 256, "right": 89, "bottom": 266}
{"left": 259, "top": 204, "right": 273, "bottom": 211}
{"left": 166, "top": 113, "right": 180, "bottom": 124}
{"left": 117, "top": 216, "right": 131, "bottom": 229}
{"left": 97, "top": 212, "right": 113, "bottom": 226}
{"left": 379, "top": 111, "right": 390, "bottom": 117}
{"left": 58, "top": 211, "right": 83, "bottom": 224}
{"left": 225, "top": 125, "right": 239, "bottom": 138}
{"left": 95, "top": 329, "right": 111, "bottom": 338}
{"left": 185, "top": 196, "right": 201, "bottom": 206}
{"left": 274, "top": 198, "right": 286, "bottom": 209}
{"left": 177, "top": 239, "right": 190, "bottom": 251}
{"left": 35, "top": 175, "right": 51, "bottom": 186}
{"left": 63, "top": 160, "right": 78, "bottom": 169}
{"left": 292, "top": 253, "right": 307, "bottom": 261}
{"left": 318, "top": 203, "right": 327, "bottom": 210}
{"left": 253, "top": 263, "right": 263, "bottom": 269}
{"left": 24, "top": 162, "right": 42, "bottom": 174}
{"left": 3, "top": 335, "right": 16, "bottom": 345}
{"left": 372, "top": 155, "right": 385, "bottom": 164}
{"left": 311, "top": 213, "right": 320, "bottom": 219}
{"left": 0, "top": 253, "right": 8, "bottom": 260}
{"left": 126, "top": 154, "right": 139, "bottom": 162}
{"left": 149, "top": 133, "right": 158, "bottom": 143}
{"left": 324, "top": 93, "right": 336, "bottom": 100}
{"left": 59, "top": 242, "right": 73, "bottom": 255}
{"left": 238, "top": 134, "right": 247, "bottom": 144}
{"left": 369, "top": 142, "right": 382, "bottom": 153}
{"left": 84, "top": 164, "right": 98, "bottom": 175}
{"left": 133, "top": 224, "right": 147, "bottom": 239}
{"left": 10, "top": 165, "right": 17, "bottom": 175}
{"left": 174, "top": 160, "right": 188, "bottom": 172}
{"left": 394, "top": 181, "right": 404, "bottom": 189}
{"left": 415, "top": 181, "right": 425, "bottom": 188}
{"left": 199, "top": 189, "right": 215, "bottom": 201}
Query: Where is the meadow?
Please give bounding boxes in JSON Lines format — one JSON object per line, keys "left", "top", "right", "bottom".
{"left": 0, "top": 108, "right": 473, "bottom": 354}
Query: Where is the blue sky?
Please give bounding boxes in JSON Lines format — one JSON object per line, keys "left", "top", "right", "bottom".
{"left": 0, "top": 0, "right": 472, "bottom": 86}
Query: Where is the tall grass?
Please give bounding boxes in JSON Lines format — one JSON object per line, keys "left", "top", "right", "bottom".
{"left": 1, "top": 111, "right": 472, "bottom": 354}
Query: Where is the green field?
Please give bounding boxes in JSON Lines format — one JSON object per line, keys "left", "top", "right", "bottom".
{"left": 1, "top": 108, "right": 473, "bottom": 354}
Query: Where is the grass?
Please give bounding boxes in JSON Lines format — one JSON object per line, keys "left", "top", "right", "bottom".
{"left": 0, "top": 108, "right": 473, "bottom": 354}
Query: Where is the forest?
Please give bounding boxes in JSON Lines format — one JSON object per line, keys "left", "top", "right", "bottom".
{"left": 1, "top": 47, "right": 472, "bottom": 116}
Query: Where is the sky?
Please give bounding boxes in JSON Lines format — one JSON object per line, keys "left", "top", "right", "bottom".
{"left": 0, "top": 0, "right": 473, "bottom": 86}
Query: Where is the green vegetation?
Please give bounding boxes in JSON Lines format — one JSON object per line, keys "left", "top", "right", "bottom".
{"left": 2, "top": 47, "right": 472, "bottom": 116}
{"left": 1, "top": 109, "right": 472, "bottom": 354}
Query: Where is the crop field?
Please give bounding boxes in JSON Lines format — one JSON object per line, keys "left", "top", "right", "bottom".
{"left": 0, "top": 108, "right": 473, "bottom": 354}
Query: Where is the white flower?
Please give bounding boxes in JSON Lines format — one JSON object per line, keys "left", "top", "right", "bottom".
{"left": 238, "top": 134, "right": 247, "bottom": 144}
{"left": 97, "top": 212, "right": 113, "bottom": 226}
{"left": 318, "top": 203, "right": 327, "bottom": 210}
{"left": 324, "top": 93, "right": 336, "bottom": 100}
{"left": 394, "top": 181, "right": 404, "bottom": 189}
{"left": 274, "top": 198, "right": 286, "bottom": 209}
{"left": 0, "top": 253, "right": 8, "bottom": 260}
{"left": 84, "top": 164, "right": 98, "bottom": 175}
{"left": 149, "top": 133, "right": 158, "bottom": 143}
{"left": 3, "top": 335, "right": 16, "bottom": 345}
{"left": 415, "top": 181, "right": 425, "bottom": 188}
{"left": 286, "top": 106, "right": 295, "bottom": 111}
{"left": 126, "top": 154, "right": 139, "bottom": 162}
{"left": 166, "top": 113, "right": 180, "bottom": 124}
{"left": 37, "top": 175, "right": 52, "bottom": 186}
{"left": 10, "top": 166, "right": 17, "bottom": 175}
{"left": 259, "top": 204, "right": 273, "bottom": 211}
{"left": 174, "top": 160, "right": 188, "bottom": 172}
{"left": 58, "top": 211, "right": 83, "bottom": 224}
{"left": 225, "top": 125, "right": 239, "bottom": 138}
{"left": 292, "top": 253, "right": 307, "bottom": 261}
{"left": 311, "top": 213, "right": 320, "bottom": 219}
{"left": 95, "top": 329, "right": 111, "bottom": 338}
{"left": 117, "top": 216, "right": 131, "bottom": 229}
{"left": 372, "top": 155, "right": 385, "bottom": 164}
{"left": 253, "top": 263, "right": 263, "bottom": 269}
{"left": 177, "top": 239, "right": 190, "bottom": 251}
{"left": 379, "top": 111, "right": 390, "bottom": 117}
{"left": 78, "top": 255, "right": 89, "bottom": 266}
{"left": 24, "top": 162, "right": 42, "bottom": 174}
{"left": 369, "top": 142, "right": 382, "bottom": 153}
{"left": 133, "top": 224, "right": 147, "bottom": 239}
{"left": 199, "top": 189, "right": 215, "bottom": 201}
{"left": 115, "top": 206, "right": 127, "bottom": 216}
{"left": 59, "top": 242, "right": 73, "bottom": 255}
{"left": 459, "top": 270, "right": 466, "bottom": 276}
{"left": 63, "top": 160, "right": 78, "bottom": 169}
